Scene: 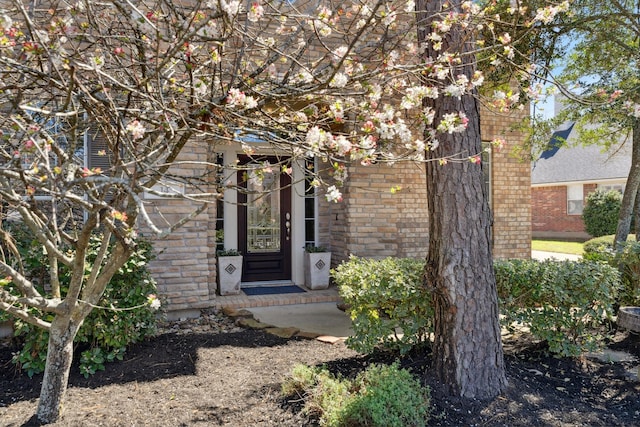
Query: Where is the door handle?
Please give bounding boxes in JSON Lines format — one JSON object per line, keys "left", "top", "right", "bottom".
{"left": 285, "top": 212, "right": 291, "bottom": 240}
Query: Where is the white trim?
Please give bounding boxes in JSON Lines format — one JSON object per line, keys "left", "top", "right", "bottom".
{"left": 219, "top": 143, "right": 307, "bottom": 286}
{"left": 220, "top": 147, "right": 239, "bottom": 252}
{"left": 532, "top": 178, "right": 626, "bottom": 188}
{"left": 291, "top": 161, "right": 305, "bottom": 285}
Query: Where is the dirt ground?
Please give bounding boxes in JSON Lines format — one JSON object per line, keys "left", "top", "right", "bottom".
{"left": 1, "top": 309, "right": 639, "bottom": 427}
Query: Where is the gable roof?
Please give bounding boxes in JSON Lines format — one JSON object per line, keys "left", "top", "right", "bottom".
{"left": 531, "top": 123, "right": 631, "bottom": 185}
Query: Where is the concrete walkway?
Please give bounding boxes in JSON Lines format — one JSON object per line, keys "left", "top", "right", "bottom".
{"left": 247, "top": 302, "right": 353, "bottom": 338}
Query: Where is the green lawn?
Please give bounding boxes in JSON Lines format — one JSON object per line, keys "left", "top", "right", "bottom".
{"left": 531, "top": 240, "right": 584, "bottom": 255}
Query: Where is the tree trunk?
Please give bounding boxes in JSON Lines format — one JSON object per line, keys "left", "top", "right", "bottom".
{"left": 615, "top": 118, "right": 640, "bottom": 247}
{"left": 418, "top": 0, "right": 506, "bottom": 398}
{"left": 36, "top": 314, "right": 83, "bottom": 424}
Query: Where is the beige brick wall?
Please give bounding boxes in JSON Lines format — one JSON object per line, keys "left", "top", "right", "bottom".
{"left": 324, "top": 105, "right": 531, "bottom": 262}
{"left": 481, "top": 105, "right": 532, "bottom": 260}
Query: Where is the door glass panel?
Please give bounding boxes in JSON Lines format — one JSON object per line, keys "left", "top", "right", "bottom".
{"left": 247, "top": 168, "right": 280, "bottom": 253}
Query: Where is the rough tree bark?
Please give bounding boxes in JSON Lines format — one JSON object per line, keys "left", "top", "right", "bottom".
{"left": 417, "top": 0, "right": 507, "bottom": 398}
{"left": 615, "top": 118, "right": 640, "bottom": 247}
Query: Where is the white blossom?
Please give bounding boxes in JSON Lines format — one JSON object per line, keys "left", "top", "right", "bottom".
{"left": 297, "top": 69, "right": 314, "bottom": 84}
{"left": 623, "top": 101, "right": 640, "bottom": 118}
{"left": 126, "top": 120, "right": 146, "bottom": 140}
{"left": 247, "top": 1, "right": 264, "bottom": 22}
{"left": 333, "top": 46, "right": 349, "bottom": 62}
{"left": 329, "top": 72, "right": 348, "bottom": 88}
{"left": 332, "top": 135, "right": 352, "bottom": 156}
{"left": 329, "top": 100, "right": 345, "bottom": 121}
{"left": 423, "top": 107, "right": 436, "bottom": 125}
{"left": 325, "top": 185, "right": 342, "bottom": 203}
{"left": 221, "top": 0, "right": 241, "bottom": 18}
{"left": 444, "top": 83, "right": 466, "bottom": 98}
{"left": 437, "top": 112, "right": 469, "bottom": 134}
{"left": 305, "top": 126, "right": 330, "bottom": 156}
{"left": 404, "top": 0, "right": 415, "bottom": 13}
{"left": 147, "top": 294, "right": 161, "bottom": 310}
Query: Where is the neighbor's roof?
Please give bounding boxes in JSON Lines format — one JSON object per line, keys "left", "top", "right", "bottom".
{"left": 531, "top": 122, "right": 632, "bottom": 185}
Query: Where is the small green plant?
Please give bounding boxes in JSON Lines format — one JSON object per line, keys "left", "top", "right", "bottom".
{"left": 10, "top": 320, "right": 49, "bottom": 378}
{"left": 217, "top": 248, "right": 241, "bottom": 256}
{"left": 332, "top": 256, "right": 432, "bottom": 354}
{"left": 582, "top": 190, "right": 622, "bottom": 237}
{"left": 304, "top": 244, "right": 328, "bottom": 253}
{"left": 340, "top": 363, "right": 430, "bottom": 427}
{"left": 282, "top": 363, "right": 430, "bottom": 427}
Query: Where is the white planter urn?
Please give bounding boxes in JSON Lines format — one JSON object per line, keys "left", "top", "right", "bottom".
{"left": 304, "top": 251, "right": 331, "bottom": 290}
{"left": 217, "top": 255, "right": 243, "bottom": 295}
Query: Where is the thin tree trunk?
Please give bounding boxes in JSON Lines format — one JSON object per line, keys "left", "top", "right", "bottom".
{"left": 418, "top": 0, "right": 506, "bottom": 398}
{"left": 615, "top": 119, "right": 640, "bottom": 247}
{"left": 36, "top": 314, "right": 83, "bottom": 424}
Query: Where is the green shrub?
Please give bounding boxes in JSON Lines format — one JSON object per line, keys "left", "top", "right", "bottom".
{"left": 282, "top": 363, "right": 430, "bottom": 427}
{"left": 495, "top": 259, "right": 621, "bottom": 356}
{"left": 582, "top": 190, "right": 622, "bottom": 237}
{"left": 331, "top": 256, "right": 432, "bottom": 354}
{"left": 340, "top": 363, "right": 430, "bottom": 427}
{"left": 1, "top": 226, "right": 161, "bottom": 377}
{"left": 583, "top": 235, "right": 640, "bottom": 305}
{"left": 615, "top": 241, "right": 640, "bottom": 305}
{"left": 332, "top": 255, "right": 620, "bottom": 358}
{"left": 583, "top": 234, "right": 618, "bottom": 262}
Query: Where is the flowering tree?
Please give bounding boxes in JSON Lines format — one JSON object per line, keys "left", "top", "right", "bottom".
{"left": 0, "top": 0, "right": 569, "bottom": 422}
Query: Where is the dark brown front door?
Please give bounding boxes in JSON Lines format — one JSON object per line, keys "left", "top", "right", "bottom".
{"left": 237, "top": 156, "right": 292, "bottom": 282}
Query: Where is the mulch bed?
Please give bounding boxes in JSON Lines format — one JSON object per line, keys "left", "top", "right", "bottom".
{"left": 1, "top": 309, "right": 639, "bottom": 426}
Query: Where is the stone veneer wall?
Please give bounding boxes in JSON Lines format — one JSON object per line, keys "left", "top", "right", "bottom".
{"left": 143, "top": 140, "right": 218, "bottom": 313}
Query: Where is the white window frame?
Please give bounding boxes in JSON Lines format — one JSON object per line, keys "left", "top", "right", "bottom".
{"left": 567, "top": 184, "right": 584, "bottom": 215}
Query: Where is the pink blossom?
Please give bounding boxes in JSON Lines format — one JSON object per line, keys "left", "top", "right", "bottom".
{"left": 248, "top": 2, "right": 264, "bottom": 22}
{"left": 126, "top": 120, "right": 146, "bottom": 140}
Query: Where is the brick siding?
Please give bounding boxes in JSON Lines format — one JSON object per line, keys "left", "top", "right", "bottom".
{"left": 323, "top": 105, "right": 531, "bottom": 264}
{"left": 147, "top": 110, "right": 531, "bottom": 313}
{"left": 532, "top": 183, "right": 597, "bottom": 234}
{"left": 482, "top": 106, "right": 531, "bottom": 260}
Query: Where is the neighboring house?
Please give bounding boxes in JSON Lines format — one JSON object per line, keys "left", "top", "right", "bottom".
{"left": 143, "top": 105, "right": 532, "bottom": 317}
{"left": 531, "top": 122, "right": 631, "bottom": 240}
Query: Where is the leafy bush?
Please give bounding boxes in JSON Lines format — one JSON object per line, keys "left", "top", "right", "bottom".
{"left": 583, "top": 234, "right": 618, "bottom": 262}
{"left": 1, "top": 225, "right": 161, "bottom": 377}
{"left": 583, "top": 235, "right": 640, "bottom": 305}
{"left": 282, "top": 363, "right": 430, "bottom": 427}
{"left": 495, "top": 259, "right": 621, "bottom": 356}
{"left": 331, "top": 256, "right": 432, "bottom": 354}
{"left": 582, "top": 190, "right": 622, "bottom": 237}
{"left": 615, "top": 241, "right": 640, "bottom": 306}
{"left": 333, "top": 255, "right": 619, "bottom": 357}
